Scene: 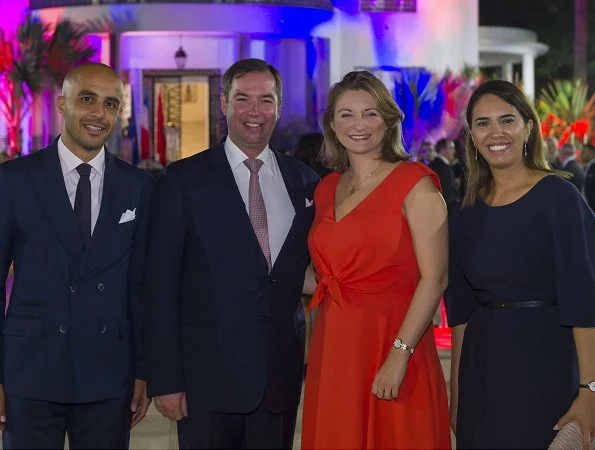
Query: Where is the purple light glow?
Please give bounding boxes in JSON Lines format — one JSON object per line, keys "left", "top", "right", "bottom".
{"left": 0, "top": 0, "right": 31, "bottom": 35}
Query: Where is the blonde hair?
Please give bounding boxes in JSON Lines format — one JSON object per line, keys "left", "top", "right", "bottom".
{"left": 321, "top": 71, "right": 409, "bottom": 172}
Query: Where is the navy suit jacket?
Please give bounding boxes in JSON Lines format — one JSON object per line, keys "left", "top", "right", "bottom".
{"left": 585, "top": 163, "right": 595, "bottom": 211}
{"left": 0, "top": 140, "right": 153, "bottom": 403}
{"left": 143, "top": 143, "right": 319, "bottom": 414}
{"left": 564, "top": 159, "right": 585, "bottom": 192}
{"left": 428, "top": 157, "right": 459, "bottom": 210}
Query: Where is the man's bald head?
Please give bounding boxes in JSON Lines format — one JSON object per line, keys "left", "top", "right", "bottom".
{"left": 62, "top": 63, "right": 123, "bottom": 97}
{"left": 57, "top": 62, "right": 125, "bottom": 162}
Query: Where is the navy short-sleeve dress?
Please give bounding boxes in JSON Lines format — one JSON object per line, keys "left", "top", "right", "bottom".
{"left": 445, "top": 175, "right": 595, "bottom": 449}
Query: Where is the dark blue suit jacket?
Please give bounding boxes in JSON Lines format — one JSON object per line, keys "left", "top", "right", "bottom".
{"left": 585, "top": 163, "right": 595, "bottom": 211}
{"left": 143, "top": 143, "right": 318, "bottom": 414}
{"left": 0, "top": 140, "right": 153, "bottom": 403}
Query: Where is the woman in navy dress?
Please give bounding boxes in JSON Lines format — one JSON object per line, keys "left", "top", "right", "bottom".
{"left": 445, "top": 80, "right": 595, "bottom": 449}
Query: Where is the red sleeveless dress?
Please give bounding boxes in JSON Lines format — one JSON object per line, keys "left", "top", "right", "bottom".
{"left": 301, "top": 162, "right": 451, "bottom": 449}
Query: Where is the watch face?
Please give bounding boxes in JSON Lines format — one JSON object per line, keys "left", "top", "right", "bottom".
{"left": 589, "top": 381, "right": 595, "bottom": 391}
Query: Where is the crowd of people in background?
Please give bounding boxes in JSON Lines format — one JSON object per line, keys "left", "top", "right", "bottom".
{"left": 292, "top": 119, "right": 595, "bottom": 218}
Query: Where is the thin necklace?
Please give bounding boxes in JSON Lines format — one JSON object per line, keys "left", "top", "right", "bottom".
{"left": 348, "top": 164, "right": 382, "bottom": 196}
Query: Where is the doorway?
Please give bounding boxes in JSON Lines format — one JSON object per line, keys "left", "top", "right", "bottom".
{"left": 143, "top": 69, "right": 225, "bottom": 165}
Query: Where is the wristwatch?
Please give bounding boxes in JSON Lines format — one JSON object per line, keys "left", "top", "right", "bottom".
{"left": 579, "top": 381, "right": 595, "bottom": 392}
{"left": 393, "top": 338, "right": 414, "bottom": 354}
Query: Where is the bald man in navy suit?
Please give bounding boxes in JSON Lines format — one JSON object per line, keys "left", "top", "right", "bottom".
{"left": 0, "top": 63, "right": 153, "bottom": 449}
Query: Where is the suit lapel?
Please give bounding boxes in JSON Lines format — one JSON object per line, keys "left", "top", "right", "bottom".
{"left": 272, "top": 151, "right": 305, "bottom": 273}
{"left": 31, "top": 143, "right": 84, "bottom": 260}
{"left": 211, "top": 144, "right": 270, "bottom": 269}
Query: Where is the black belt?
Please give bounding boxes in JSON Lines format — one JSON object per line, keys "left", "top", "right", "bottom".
{"left": 474, "top": 291, "right": 557, "bottom": 309}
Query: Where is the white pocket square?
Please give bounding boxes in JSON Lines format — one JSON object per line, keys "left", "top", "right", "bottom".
{"left": 119, "top": 208, "right": 136, "bottom": 224}
{"left": 305, "top": 198, "right": 314, "bottom": 208}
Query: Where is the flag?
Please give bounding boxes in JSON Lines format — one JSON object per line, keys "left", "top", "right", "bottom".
{"left": 140, "top": 81, "right": 151, "bottom": 161}
{"left": 156, "top": 87, "right": 166, "bottom": 166}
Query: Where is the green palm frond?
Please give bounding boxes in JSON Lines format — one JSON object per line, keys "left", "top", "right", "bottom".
{"left": 539, "top": 79, "right": 589, "bottom": 123}
{"left": 5, "top": 13, "right": 95, "bottom": 96}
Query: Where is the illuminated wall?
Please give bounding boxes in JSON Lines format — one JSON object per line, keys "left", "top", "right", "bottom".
{"left": 0, "top": 0, "right": 479, "bottom": 154}
{"left": 312, "top": 0, "right": 478, "bottom": 82}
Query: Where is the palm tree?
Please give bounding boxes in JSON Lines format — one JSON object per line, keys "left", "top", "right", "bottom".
{"left": 0, "top": 14, "right": 95, "bottom": 157}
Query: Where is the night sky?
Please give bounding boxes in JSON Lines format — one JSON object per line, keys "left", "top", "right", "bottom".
{"left": 479, "top": 0, "right": 594, "bottom": 91}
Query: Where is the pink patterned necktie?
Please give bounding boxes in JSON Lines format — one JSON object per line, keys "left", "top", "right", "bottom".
{"left": 243, "top": 158, "right": 272, "bottom": 271}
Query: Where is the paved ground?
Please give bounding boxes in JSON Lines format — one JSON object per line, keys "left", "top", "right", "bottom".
{"left": 127, "top": 350, "right": 452, "bottom": 449}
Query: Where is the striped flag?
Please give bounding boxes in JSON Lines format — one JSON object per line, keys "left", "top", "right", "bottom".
{"left": 140, "top": 80, "right": 151, "bottom": 161}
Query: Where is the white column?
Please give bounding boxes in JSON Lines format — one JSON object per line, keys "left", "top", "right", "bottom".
{"left": 501, "top": 62, "right": 513, "bottom": 82}
{"left": 238, "top": 33, "right": 251, "bottom": 60}
{"left": 522, "top": 53, "right": 535, "bottom": 100}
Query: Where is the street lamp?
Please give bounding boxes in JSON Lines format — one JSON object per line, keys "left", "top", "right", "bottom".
{"left": 174, "top": 36, "right": 187, "bottom": 69}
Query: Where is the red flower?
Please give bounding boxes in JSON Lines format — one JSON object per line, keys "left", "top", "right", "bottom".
{"left": 0, "top": 32, "right": 13, "bottom": 74}
{"left": 570, "top": 119, "right": 589, "bottom": 142}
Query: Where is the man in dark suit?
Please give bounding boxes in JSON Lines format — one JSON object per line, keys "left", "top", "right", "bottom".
{"left": 429, "top": 138, "right": 459, "bottom": 210}
{"left": 545, "top": 136, "right": 562, "bottom": 169}
{"left": 143, "top": 58, "right": 318, "bottom": 449}
{"left": 581, "top": 143, "right": 595, "bottom": 210}
{"left": 0, "top": 63, "right": 153, "bottom": 448}
{"left": 559, "top": 143, "right": 585, "bottom": 191}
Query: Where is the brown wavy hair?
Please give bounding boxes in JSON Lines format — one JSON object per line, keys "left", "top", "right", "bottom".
{"left": 463, "top": 80, "right": 562, "bottom": 207}
{"left": 321, "top": 71, "right": 409, "bottom": 172}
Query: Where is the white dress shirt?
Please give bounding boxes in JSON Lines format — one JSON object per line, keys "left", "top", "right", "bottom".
{"left": 57, "top": 137, "right": 105, "bottom": 234}
{"left": 224, "top": 137, "right": 295, "bottom": 266}
{"left": 435, "top": 154, "right": 450, "bottom": 165}
{"left": 562, "top": 155, "right": 577, "bottom": 169}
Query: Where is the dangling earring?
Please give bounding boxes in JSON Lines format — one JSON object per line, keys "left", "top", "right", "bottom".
{"left": 523, "top": 141, "right": 528, "bottom": 157}
{"left": 475, "top": 147, "right": 478, "bottom": 160}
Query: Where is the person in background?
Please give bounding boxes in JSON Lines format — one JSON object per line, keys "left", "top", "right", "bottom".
{"left": 293, "top": 132, "right": 333, "bottom": 178}
{"left": 429, "top": 138, "right": 459, "bottom": 210}
{"left": 143, "top": 58, "right": 319, "bottom": 449}
{"left": 416, "top": 140, "right": 434, "bottom": 165}
{"left": 301, "top": 71, "right": 450, "bottom": 449}
{"left": 0, "top": 62, "right": 152, "bottom": 449}
{"left": 546, "top": 136, "right": 562, "bottom": 169}
{"left": 446, "top": 80, "right": 595, "bottom": 449}
{"left": 581, "top": 143, "right": 595, "bottom": 211}
{"left": 452, "top": 138, "right": 467, "bottom": 199}
{"left": 559, "top": 142, "right": 585, "bottom": 191}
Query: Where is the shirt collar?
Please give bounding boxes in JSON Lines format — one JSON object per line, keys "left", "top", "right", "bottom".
{"left": 435, "top": 154, "right": 450, "bottom": 165}
{"left": 224, "top": 136, "right": 273, "bottom": 172}
{"left": 562, "top": 155, "right": 576, "bottom": 168}
{"left": 58, "top": 136, "right": 105, "bottom": 177}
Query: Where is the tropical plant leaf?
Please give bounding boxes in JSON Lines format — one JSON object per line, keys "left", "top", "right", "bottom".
{"left": 538, "top": 79, "right": 588, "bottom": 123}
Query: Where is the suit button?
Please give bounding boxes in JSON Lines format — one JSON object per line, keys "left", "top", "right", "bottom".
{"left": 97, "top": 283, "right": 105, "bottom": 292}
{"left": 69, "top": 284, "right": 77, "bottom": 293}
{"left": 258, "top": 315, "right": 267, "bottom": 323}
{"left": 98, "top": 324, "right": 107, "bottom": 334}
{"left": 267, "top": 276, "right": 276, "bottom": 284}
{"left": 59, "top": 324, "right": 68, "bottom": 334}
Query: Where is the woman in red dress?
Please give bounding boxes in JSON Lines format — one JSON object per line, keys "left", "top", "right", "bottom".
{"left": 301, "top": 71, "right": 451, "bottom": 449}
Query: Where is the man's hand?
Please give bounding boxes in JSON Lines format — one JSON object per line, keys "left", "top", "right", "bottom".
{"left": 130, "top": 379, "right": 151, "bottom": 428}
{"left": 0, "top": 384, "right": 5, "bottom": 431}
{"left": 154, "top": 392, "right": 187, "bottom": 421}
